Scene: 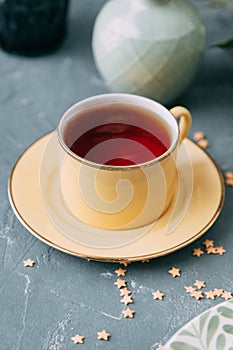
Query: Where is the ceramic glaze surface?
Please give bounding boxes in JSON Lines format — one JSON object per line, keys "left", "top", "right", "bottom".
{"left": 57, "top": 95, "right": 191, "bottom": 230}
{"left": 164, "top": 299, "right": 233, "bottom": 350}
{"left": 92, "top": 0, "right": 206, "bottom": 104}
{"left": 8, "top": 132, "right": 224, "bottom": 260}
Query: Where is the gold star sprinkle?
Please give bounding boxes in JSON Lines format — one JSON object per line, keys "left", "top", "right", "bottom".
{"left": 168, "top": 267, "right": 181, "bottom": 277}
{"left": 119, "top": 260, "right": 130, "bottom": 267}
{"left": 122, "top": 307, "right": 135, "bottom": 318}
{"left": 120, "top": 295, "right": 133, "bottom": 305}
{"left": 221, "top": 291, "right": 233, "bottom": 300}
{"left": 206, "top": 246, "right": 217, "bottom": 255}
{"left": 198, "top": 139, "right": 209, "bottom": 149}
{"left": 114, "top": 268, "right": 126, "bottom": 276}
{"left": 225, "top": 171, "right": 233, "bottom": 179}
{"left": 225, "top": 178, "right": 233, "bottom": 186}
{"left": 97, "top": 330, "right": 111, "bottom": 341}
{"left": 191, "top": 290, "right": 204, "bottom": 300}
{"left": 71, "top": 334, "right": 85, "bottom": 344}
{"left": 213, "top": 288, "right": 224, "bottom": 297}
{"left": 225, "top": 172, "right": 233, "bottom": 186}
{"left": 205, "top": 291, "right": 216, "bottom": 300}
{"left": 193, "top": 131, "right": 205, "bottom": 141}
{"left": 142, "top": 259, "right": 150, "bottom": 263}
{"left": 152, "top": 290, "right": 165, "bottom": 300}
{"left": 184, "top": 286, "right": 196, "bottom": 294}
{"left": 193, "top": 248, "right": 204, "bottom": 257}
{"left": 194, "top": 280, "right": 206, "bottom": 289}
{"left": 23, "top": 259, "right": 35, "bottom": 267}
{"left": 203, "top": 239, "right": 214, "bottom": 248}
{"left": 215, "top": 246, "right": 226, "bottom": 255}
{"left": 156, "top": 346, "right": 163, "bottom": 350}
{"left": 120, "top": 288, "right": 132, "bottom": 297}
{"left": 114, "top": 279, "right": 126, "bottom": 289}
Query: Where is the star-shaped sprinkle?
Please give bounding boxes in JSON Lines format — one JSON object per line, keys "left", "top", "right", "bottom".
{"left": 120, "top": 295, "right": 133, "bottom": 305}
{"left": 213, "top": 288, "right": 224, "bottom": 297}
{"left": 225, "top": 171, "right": 233, "bottom": 179}
{"left": 191, "top": 290, "right": 204, "bottom": 300}
{"left": 184, "top": 286, "right": 196, "bottom": 294}
{"left": 114, "top": 279, "right": 126, "bottom": 289}
{"left": 142, "top": 259, "right": 150, "bottom": 263}
{"left": 23, "top": 259, "right": 35, "bottom": 267}
{"left": 193, "top": 248, "right": 204, "bottom": 257}
{"left": 194, "top": 280, "right": 206, "bottom": 289}
{"left": 152, "top": 290, "right": 165, "bottom": 300}
{"left": 168, "top": 267, "right": 181, "bottom": 277}
{"left": 203, "top": 239, "right": 214, "bottom": 248}
{"left": 215, "top": 246, "right": 226, "bottom": 255}
{"left": 97, "top": 330, "right": 110, "bottom": 341}
{"left": 221, "top": 291, "right": 233, "bottom": 300}
{"left": 205, "top": 291, "right": 215, "bottom": 300}
{"left": 122, "top": 307, "right": 135, "bottom": 318}
{"left": 225, "top": 178, "right": 233, "bottom": 186}
{"left": 119, "top": 260, "right": 130, "bottom": 267}
{"left": 198, "top": 139, "right": 209, "bottom": 149}
{"left": 156, "top": 346, "right": 163, "bottom": 350}
{"left": 225, "top": 171, "right": 233, "bottom": 186}
{"left": 71, "top": 334, "right": 85, "bottom": 344}
{"left": 193, "top": 131, "right": 205, "bottom": 141}
{"left": 120, "top": 288, "right": 132, "bottom": 297}
{"left": 206, "top": 246, "right": 217, "bottom": 255}
{"left": 114, "top": 268, "right": 126, "bottom": 276}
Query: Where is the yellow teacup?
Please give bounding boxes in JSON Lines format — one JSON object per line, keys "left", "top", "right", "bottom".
{"left": 57, "top": 94, "right": 191, "bottom": 230}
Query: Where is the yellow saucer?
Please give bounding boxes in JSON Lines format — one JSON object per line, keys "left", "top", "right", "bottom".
{"left": 8, "top": 132, "right": 224, "bottom": 262}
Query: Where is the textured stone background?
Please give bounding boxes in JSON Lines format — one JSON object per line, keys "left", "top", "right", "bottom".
{"left": 0, "top": 1, "right": 233, "bottom": 349}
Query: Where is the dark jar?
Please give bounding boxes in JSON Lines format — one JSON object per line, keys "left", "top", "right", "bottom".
{"left": 0, "top": 0, "right": 69, "bottom": 56}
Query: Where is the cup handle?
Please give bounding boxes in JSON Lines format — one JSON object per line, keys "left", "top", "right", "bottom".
{"left": 169, "top": 106, "right": 192, "bottom": 141}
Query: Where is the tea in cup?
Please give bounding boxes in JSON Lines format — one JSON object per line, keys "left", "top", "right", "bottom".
{"left": 57, "top": 93, "right": 191, "bottom": 230}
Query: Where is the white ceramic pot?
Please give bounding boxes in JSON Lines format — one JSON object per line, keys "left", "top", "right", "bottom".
{"left": 92, "top": 0, "right": 206, "bottom": 104}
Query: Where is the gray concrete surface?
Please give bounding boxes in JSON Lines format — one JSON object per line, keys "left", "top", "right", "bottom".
{"left": 0, "top": 1, "right": 233, "bottom": 349}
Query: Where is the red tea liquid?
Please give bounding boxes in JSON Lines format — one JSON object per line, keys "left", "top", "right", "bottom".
{"left": 63, "top": 103, "right": 171, "bottom": 166}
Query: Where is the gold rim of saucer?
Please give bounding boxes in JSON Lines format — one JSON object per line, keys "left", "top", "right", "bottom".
{"left": 8, "top": 132, "right": 225, "bottom": 263}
